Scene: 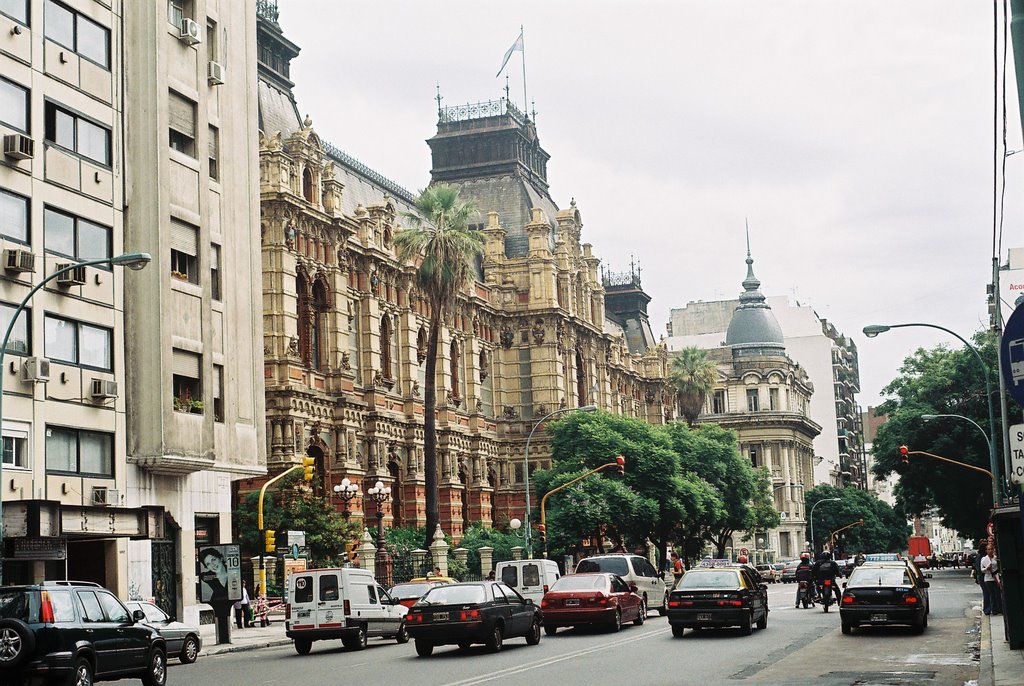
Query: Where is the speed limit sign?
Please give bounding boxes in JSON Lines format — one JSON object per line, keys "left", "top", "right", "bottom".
{"left": 739, "top": 547, "right": 749, "bottom": 556}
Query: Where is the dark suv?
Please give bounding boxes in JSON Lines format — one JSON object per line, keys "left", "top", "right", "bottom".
{"left": 0, "top": 581, "right": 167, "bottom": 686}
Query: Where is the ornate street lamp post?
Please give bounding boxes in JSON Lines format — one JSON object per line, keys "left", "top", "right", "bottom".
{"left": 367, "top": 481, "right": 392, "bottom": 585}
{"left": 333, "top": 478, "right": 360, "bottom": 519}
{"left": 809, "top": 497, "right": 841, "bottom": 554}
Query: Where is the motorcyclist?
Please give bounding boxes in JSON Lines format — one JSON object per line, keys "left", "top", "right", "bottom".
{"left": 794, "top": 552, "right": 814, "bottom": 608}
{"left": 813, "top": 550, "right": 842, "bottom": 605}
{"left": 854, "top": 552, "right": 866, "bottom": 568}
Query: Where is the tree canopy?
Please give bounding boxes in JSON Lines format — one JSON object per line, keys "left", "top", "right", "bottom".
{"left": 668, "top": 347, "right": 718, "bottom": 426}
{"left": 804, "top": 485, "right": 910, "bottom": 555}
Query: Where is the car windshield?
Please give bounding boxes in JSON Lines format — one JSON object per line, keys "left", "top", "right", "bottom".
{"left": 390, "top": 583, "right": 433, "bottom": 598}
{"left": 848, "top": 568, "right": 912, "bottom": 587}
{"left": 677, "top": 571, "right": 738, "bottom": 589}
{"left": 550, "top": 575, "right": 607, "bottom": 592}
{"left": 419, "top": 585, "right": 486, "bottom": 605}
{"left": 576, "top": 558, "right": 629, "bottom": 576}
{"left": 0, "top": 591, "right": 34, "bottom": 622}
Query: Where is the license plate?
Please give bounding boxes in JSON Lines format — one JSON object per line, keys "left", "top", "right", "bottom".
{"left": 697, "top": 613, "right": 712, "bottom": 621}
{"left": 870, "top": 613, "right": 887, "bottom": 622}
{"left": 434, "top": 612, "right": 449, "bottom": 621}
{"left": 296, "top": 610, "right": 310, "bottom": 618}
{"left": 565, "top": 599, "right": 580, "bottom": 606}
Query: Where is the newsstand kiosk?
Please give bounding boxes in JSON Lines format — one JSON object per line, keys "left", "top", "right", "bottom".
{"left": 993, "top": 499, "right": 1024, "bottom": 649}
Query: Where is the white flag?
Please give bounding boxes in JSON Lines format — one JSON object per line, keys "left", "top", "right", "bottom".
{"left": 496, "top": 31, "right": 523, "bottom": 77}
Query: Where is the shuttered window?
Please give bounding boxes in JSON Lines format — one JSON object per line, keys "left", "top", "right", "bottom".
{"left": 168, "top": 91, "right": 196, "bottom": 156}
{"left": 172, "top": 348, "right": 202, "bottom": 414}
{"left": 171, "top": 349, "right": 200, "bottom": 378}
{"left": 170, "top": 220, "right": 199, "bottom": 284}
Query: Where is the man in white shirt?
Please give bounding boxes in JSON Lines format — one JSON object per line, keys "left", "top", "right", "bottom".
{"left": 980, "top": 545, "right": 1002, "bottom": 615}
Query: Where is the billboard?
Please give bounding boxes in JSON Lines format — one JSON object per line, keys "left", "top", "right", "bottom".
{"left": 197, "top": 544, "right": 242, "bottom": 603}
{"left": 999, "top": 266, "right": 1024, "bottom": 323}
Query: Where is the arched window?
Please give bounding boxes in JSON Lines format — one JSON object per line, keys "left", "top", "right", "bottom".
{"left": 296, "top": 275, "right": 311, "bottom": 367}
{"left": 479, "top": 349, "right": 493, "bottom": 416}
{"left": 576, "top": 350, "right": 587, "bottom": 406}
{"left": 380, "top": 315, "right": 393, "bottom": 379}
{"left": 310, "top": 279, "right": 328, "bottom": 371}
{"left": 415, "top": 327, "right": 426, "bottom": 390}
{"left": 302, "top": 167, "right": 314, "bottom": 202}
{"left": 450, "top": 340, "right": 461, "bottom": 400}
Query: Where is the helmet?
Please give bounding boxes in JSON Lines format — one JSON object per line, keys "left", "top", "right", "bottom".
{"left": 821, "top": 551, "right": 832, "bottom": 561}
{"left": 736, "top": 555, "right": 748, "bottom": 564}
{"left": 800, "top": 552, "right": 810, "bottom": 561}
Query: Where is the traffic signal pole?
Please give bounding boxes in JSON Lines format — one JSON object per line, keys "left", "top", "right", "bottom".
{"left": 256, "top": 463, "right": 309, "bottom": 600}
{"left": 538, "top": 457, "right": 625, "bottom": 558}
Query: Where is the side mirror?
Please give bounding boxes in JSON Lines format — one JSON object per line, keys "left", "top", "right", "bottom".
{"left": 920, "top": 581, "right": 930, "bottom": 589}
{"left": 759, "top": 584, "right": 768, "bottom": 591}
{"left": 132, "top": 609, "right": 146, "bottom": 623}
{"left": 390, "top": 597, "right": 402, "bottom": 605}
{"left": 628, "top": 582, "right": 638, "bottom": 594}
{"left": 925, "top": 574, "right": 933, "bottom": 579}
{"left": 526, "top": 598, "right": 534, "bottom": 605}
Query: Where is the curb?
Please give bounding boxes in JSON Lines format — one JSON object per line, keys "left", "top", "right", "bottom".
{"left": 202, "top": 638, "right": 292, "bottom": 657}
{"left": 980, "top": 611, "right": 994, "bottom": 686}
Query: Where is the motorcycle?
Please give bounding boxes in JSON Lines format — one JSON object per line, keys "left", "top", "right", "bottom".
{"left": 821, "top": 579, "right": 833, "bottom": 613}
{"left": 797, "top": 580, "right": 812, "bottom": 609}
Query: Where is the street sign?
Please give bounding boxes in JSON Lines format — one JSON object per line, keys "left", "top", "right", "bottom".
{"left": 1009, "top": 424, "right": 1024, "bottom": 484}
{"left": 739, "top": 547, "right": 749, "bottom": 556}
{"left": 1000, "top": 304, "right": 1024, "bottom": 406}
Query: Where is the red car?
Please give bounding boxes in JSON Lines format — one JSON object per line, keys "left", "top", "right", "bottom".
{"left": 540, "top": 573, "right": 645, "bottom": 634}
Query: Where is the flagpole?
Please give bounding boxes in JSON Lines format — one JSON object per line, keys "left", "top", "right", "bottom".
{"left": 520, "top": 25, "right": 528, "bottom": 117}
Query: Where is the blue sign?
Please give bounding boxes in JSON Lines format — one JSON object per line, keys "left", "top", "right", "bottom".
{"left": 1001, "top": 304, "right": 1024, "bottom": 407}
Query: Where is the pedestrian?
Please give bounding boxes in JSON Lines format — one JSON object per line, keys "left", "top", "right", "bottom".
{"left": 981, "top": 544, "right": 1002, "bottom": 615}
{"left": 486, "top": 570, "right": 495, "bottom": 581}
{"left": 671, "top": 552, "right": 684, "bottom": 585}
{"left": 234, "top": 580, "right": 251, "bottom": 628}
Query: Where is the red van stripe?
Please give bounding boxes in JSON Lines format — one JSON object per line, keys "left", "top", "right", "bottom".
{"left": 292, "top": 624, "right": 314, "bottom": 630}
{"left": 319, "top": 623, "right": 344, "bottom": 628}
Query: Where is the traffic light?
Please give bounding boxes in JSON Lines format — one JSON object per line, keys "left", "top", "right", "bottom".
{"left": 538, "top": 524, "right": 547, "bottom": 545}
{"left": 264, "top": 529, "right": 276, "bottom": 553}
{"left": 302, "top": 456, "right": 315, "bottom": 481}
{"left": 899, "top": 445, "right": 909, "bottom": 465}
{"left": 616, "top": 456, "right": 625, "bottom": 477}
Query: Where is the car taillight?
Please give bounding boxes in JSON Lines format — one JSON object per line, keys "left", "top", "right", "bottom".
{"left": 408, "top": 612, "right": 424, "bottom": 623}
{"left": 904, "top": 595, "right": 918, "bottom": 604}
{"left": 543, "top": 585, "right": 549, "bottom": 593}
{"left": 343, "top": 600, "right": 351, "bottom": 616}
{"left": 717, "top": 600, "right": 743, "bottom": 607}
{"left": 841, "top": 595, "right": 855, "bottom": 605}
{"left": 823, "top": 580, "right": 832, "bottom": 586}
{"left": 668, "top": 599, "right": 693, "bottom": 607}
{"left": 40, "top": 591, "right": 54, "bottom": 624}
{"left": 285, "top": 604, "right": 291, "bottom": 620}
{"left": 541, "top": 599, "right": 548, "bottom": 608}
{"left": 458, "top": 610, "right": 480, "bottom": 621}
{"left": 598, "top": 597, "right": 608, "bottom": 606}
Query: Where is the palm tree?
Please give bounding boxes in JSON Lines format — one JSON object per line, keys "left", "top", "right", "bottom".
{"left": 669, "top": 347, "right": 718, "bottom": 426}
{"left": 395, "top": 184, "right": 483, "bottom": 549}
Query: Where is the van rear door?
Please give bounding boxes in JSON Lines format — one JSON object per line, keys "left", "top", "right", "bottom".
{"left": 290, "top": 573, "right": 316, "bottom": 629}
{"left": 519, "top": 562, "right": 544, "bottom": 603}
{"left": 316, "top": 572, "right": 345, "bottom": 630}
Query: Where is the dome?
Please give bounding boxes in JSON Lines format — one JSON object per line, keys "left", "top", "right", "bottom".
{"left": 725, "top": 238, "right": 785, "bottom": 352}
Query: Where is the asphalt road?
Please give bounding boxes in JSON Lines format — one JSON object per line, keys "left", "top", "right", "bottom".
{"left": 155, "top": 568, "right": 982, "bottom": 686}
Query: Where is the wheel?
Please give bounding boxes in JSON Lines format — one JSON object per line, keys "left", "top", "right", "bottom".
{"left": 756, "top": 612, "right": 767, "bottom": 630}
{"left": 485, "top": 623, "right": 504, "bottom": 653}
{"left": 415, "top": 639, "right": 434, "bottom": 657}
{"left": 610, "top": 609, "right": 621, "bottom": 633}
{"left": 657, "top": 593, "right": 668, "bottom": 616}
{"left": 141, "top": 648, "right": 167, "bottom": 686}
{"left": 823, "top": 601, "right": 829, "bottom": 614}
{"left": 0, "top": 618, "right": 34, "bottom": 669}
{"left": 342, "top": 625, "right": 367, "bottom": 651}
{"left": 294, "top": 639, "right": 312, "bottom": 655}
{"left": 671, "top": 625, "right": 685, "bottom": 638}
{"left": 634, "top": 600, "right": 647, "bottom": 626}
{"left": 841, "top": 622, "right": 852, "bottom": 635}
{"left": 395, "top": 621, "right": 409, "bottom": 644}
{"left": 69, "top": 657, "right": 94, "bottom": 686}
{"left": 179, "top": 634, "right": 200, "bottom": 664}
{"left": 544, "top": 625, "right": 557, "bottom": 636}
{"left": 740, "top": 612, "right": 752, "bottom": 636}
{"left": 915, "top": 613, "right": 928, "bottom": 634}
{"left": 525, "top": 617, "right": 541, "bottom": 645}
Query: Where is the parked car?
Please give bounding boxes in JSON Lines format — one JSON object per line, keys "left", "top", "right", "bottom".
{"left": 839, "top": 562, "right": 930, "bottom": 634}
{"left": 666, "top": 566, "right": 769, "bottom": 637}
{"left": 540, "top": 573, "right": 645, "bottom": 634}
{"left": 755, "top": 564, "right": 779, "bottom": 583}
{"left": 780, "top": 560, "right": 801, "bottom": 583}
{"left": 406, "top": 581, "right": 542, "bottom": 656}
{"left": 0, "top": 581, "right": 167, "bottom": 686}
{"left": 125, "top": 601, "right": 202, "bottom": 664}
{"left": 495, "top": 559, "right": 560, "bottom": 605}
{"left": 286, "top": 567, "right": 408, "bottom": 655}
{"left": 575, "top": 554, "right": 668, "bottom": 614}
{"left": 388, "top": 578, "right": 455, "bottom": 609}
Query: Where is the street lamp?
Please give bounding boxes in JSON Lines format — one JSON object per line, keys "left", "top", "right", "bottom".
{"left": 523, "top": 404, "right": 597, "bottom": 557}
{"left": 921, "top": 414, "right": 992, "bottom": 455}
{"left": 756, "top": 537, "right": 765, "bottom": 565}
{"left": 0, "top": 252, "right": 151, "bottom": 585}
{"left": 333, "top": 478, "right": 360, "bottom": 519}
{"left": 809, "top": 497, "right": 841, "bottom": 553}
{"left": 863, "top": 322, "right": 1001, "bottom": 504}
{"left": 367, "top": 480, "right": 392, "bottom": 585}
{"left": 509, "top": 518, "right": 524, "bottom": 538}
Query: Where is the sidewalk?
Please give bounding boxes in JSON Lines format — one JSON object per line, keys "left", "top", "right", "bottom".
{"left": 981, "top": 611, "right": 1024, "bottom": 686}
{"left": 201, "top": 617, "right": 291, "bottom": 657}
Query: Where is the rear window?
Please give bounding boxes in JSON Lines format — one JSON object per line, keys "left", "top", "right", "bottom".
{"left": 848, "top": 568, "right": 911, "bottom": 588}
{"left": 522, "top": 564, "right": 540, "bottom": 586}
{"left": 577, "top": 558, "right": 629, "bottom": 576}
{"left": 0, "top": 591, "right": 35, "bottom": 622}
{"left": 500, "top": 565, "right": 518, "bottom": 588}
{"left": 550, "top": 575, "right": 607, "bottom": 592}
{"left": 293, "top": 576, "right": 314, "bottom": 604}
{"left": 47, "top": 590, "right": 75, "bottom": 623}
{"left": 677, "top": 571, "right": 739, "bottom": 589}
{"left": 390, "top": 583, "right": 432, "bottom": 599}
{"left": 420, "top": 585, "right": 486, "bottom": 605}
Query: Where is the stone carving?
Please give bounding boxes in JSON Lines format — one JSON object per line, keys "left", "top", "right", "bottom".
{"left": 502, "top": 405, "right": 519, "bottom": 420}
{"left": 264, "top": 343, "right": 273, "bottom": 356}
{"left": 476, "top": 398, "right": 483, "bottom": 413}
{"left": 500, "top": 326, "right": 514, "bottom": 350}
{"left": 285, "top": 223, "right": 296, "bottom": 250}
{"left": 645, "top": 389, "right": 656, "bottom": 403}
{"left": 373, "top": 370, "right": 395, "bottom": 391}
{"left": 447, "top": 390, "right": 462, "bottom": 408}
{"left": 531, "top": 319, "right": 545, "bottom": 346}
{"left": 559, "top": 397, "right": 567, "bottom": 409}
{"left": 555, "top": 320, "right": 566, "bottom": 353}
{"left": 369, "top": 270, "right": 381, "bottom": 296}
{"left": 535, "top": 404, "right": 547, "bottom": 416}
{"left": 340, "top": 351, "right": 351, "bottom": 370}
{"left": 411, "top": 380, "right": 421, "bottom": 396}
{"left": 287, "top": 336, "right": 300, "bottom": 358}
{"left": 472, "top": 317, "right": 480, "bottom": 336}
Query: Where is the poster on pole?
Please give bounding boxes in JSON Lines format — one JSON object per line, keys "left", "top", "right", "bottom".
{"left": 197, "top": 544, "right": 242, "bottom": 603}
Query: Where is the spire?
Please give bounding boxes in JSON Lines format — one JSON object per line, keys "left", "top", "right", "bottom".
{"left": 725, "top": 222, "right": 785, "bottom": 350}
{"left": 740, "top": 220, "right": 763, "bottom": 303}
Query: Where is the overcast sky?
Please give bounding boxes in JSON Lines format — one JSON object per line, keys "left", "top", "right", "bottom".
{"left": 278, "top": 1, "right": 1021, "bottom": 409}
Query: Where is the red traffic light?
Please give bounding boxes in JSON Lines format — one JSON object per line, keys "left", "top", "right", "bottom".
{"left": 616, "top": 456, "right": 625, "bottom": 466}
{"left": 537, "top": 524, "right": 545, "bottom": 532}
{"left": 899, "top": 446, "right": 908, "bottom": 455}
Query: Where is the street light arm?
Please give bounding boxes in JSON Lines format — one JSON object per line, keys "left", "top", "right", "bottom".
{"left": 906, "top": 450, "right": 995, "bottom": 480}
{"left": 922, "top": 414, "right": 991, "bottom": 453}
{"left": 539, "top": 460, "right": 623, "bottom": 551}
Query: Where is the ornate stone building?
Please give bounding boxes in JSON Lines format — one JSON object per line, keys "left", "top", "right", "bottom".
{"left": 248, "top": 6, "right": 670, "bottom": 540}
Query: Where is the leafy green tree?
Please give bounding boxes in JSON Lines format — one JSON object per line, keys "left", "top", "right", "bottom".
{"left": 668, "top": 347, "right": 719, "bottom": 426}
{"left": 870, "top": 332, "right": 1013, "bottom": 541}
{"left": 396, "top": 184, "right": 484, "bottom": 549}
{"left": 804, "top": 485, "right": 910, "bottom": 554}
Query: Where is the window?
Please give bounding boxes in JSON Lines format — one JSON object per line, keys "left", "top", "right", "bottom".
{"left": 0, "top": 77, "right": 28, "bottom": 133}
{"left": 167, "top": 0, "right": 192, "bottom": 27}
{"left": 500, "top": 565, "right": 517, "bottom": 587}
{"left": 769, "top": 387, "right": 779, "bottom": 411}
{"left": 48, "top": 591, "right": 75, "bottom": 623}
{"left": 293, "top": 576, "right": 313, "bottom": 604}
{"left": 366, "top": 585, "right": 377, "bottom": 604}
{"left": 210, "top": 244, "right": 221, "bottom": 300}
{"left": 319, "top": 574, "right": 339, "bottom": 602}
{"left": 0, "top": 0, "right": 28, "bottom": 26}
{"left": 749, "top": 444, "right": 759, "bottom": 467}
{"left": 206, "top": 20, "right": 218, "bottom": 60}
{"left": 348, "top": 301, "right": 360, "bottom": 377}
{"left": 168, "top": 91, "right": 196, "bottom": 157}
{"left": 76, "top": 591, "right": 104, "bottom": 622}
{"left": 44, "top": 102, "right": 111, "bottom": 166}
{"left": 96, "top": 592, "right": 128, "bottom": 623}
{"left": 0, "top": 189, "right": 29, "bottom": 244}
{"left": 213, "top": 364, "right": 223, "bottom": 422}
{"left": 44, "top": 1, "right": 110, "bottom": 69}
{"left": 45, "top": 426, "right": 113, "bottom": 477}
{"left": 0, "top": 303, "right": 30, "bottom": 355}
{"left": 712, "top": 389, "right": 726, "bottom": 414}
{"left": 519, "top": 346, "right": 532, "bottom": 419}
{"left": 746, "top": 388, "right": 759, "bottom": 412}
{"left": 522, "top": 564, "right": 540, "bottom": 586}
{"left": 44, "top": 315, "right": 112, "bottom": 370}
{"left": 170, "top": 220, "right": 199, "bottom": 284}
{"left": 2, "top": 423, "right": 28, "bottom": 469}
{"left": 43, "top": 207, "right": 111, "bottom": 263}
{"left": 208, "top": 125, "right": 219, "bottom": 180}
{"left": 172, "top": 348, "right": 202, "bottom": 413}
{"left": 380, "top": 315, "right": 393, "bottom": 379}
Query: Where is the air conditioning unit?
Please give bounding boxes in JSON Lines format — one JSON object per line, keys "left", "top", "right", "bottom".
{"left": 179, "top": 17, "right": 201, "bottom": 45}
{"left": 3, "top": 248, "right": 34, "bottom": 273}
{"left": 21, "top": 357, "right": 50, "bottom": 383}
{"left": 208, "top": 60, "right": 225, "bottom": 85}
{"left": 91, "top": 486, "right": 118, "bottom": 507}
{"left": 56, "top": 264, "right": 87, "bottom": 287}
{"left": 90, "top": 378, "right": 118, "bottom": 399}
{"left": 3, "top": 134, "right": 33, "bottom": 160}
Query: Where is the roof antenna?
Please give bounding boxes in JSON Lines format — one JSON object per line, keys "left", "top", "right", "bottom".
{"left": 504, "top": 75, "right": 511, "bottom": 103}
{"left": 435, "top": 82, "right": 443, "bottom": 118}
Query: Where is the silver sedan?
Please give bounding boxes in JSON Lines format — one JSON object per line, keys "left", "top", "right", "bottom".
{"left": 125, "top": 601, "right": 203, "bottom": 664}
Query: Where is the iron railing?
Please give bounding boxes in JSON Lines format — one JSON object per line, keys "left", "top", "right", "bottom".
{"left": 439, "top": 98, "right": 527, "bottom": 125}
{"left": 321, "top": 140, "right": 416, "bottom": 205}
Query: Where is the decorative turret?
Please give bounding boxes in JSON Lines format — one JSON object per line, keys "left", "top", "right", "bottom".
{"left": 725, "top": 230, "right": 785, "bottom": 356}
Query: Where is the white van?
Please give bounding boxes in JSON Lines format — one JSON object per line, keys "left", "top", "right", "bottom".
{"left": 285, "top": 567, "right": 408, "bottom": 655}
{"left": 495, "top": 559, "right": 561, "bottom": 605}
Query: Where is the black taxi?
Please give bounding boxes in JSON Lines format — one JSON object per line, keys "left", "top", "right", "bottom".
{"left": 839, "top": 562, "right": 929, "bottom": 634}
{"left": 666, "top": 564, "right": 769, "bottom": 637}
